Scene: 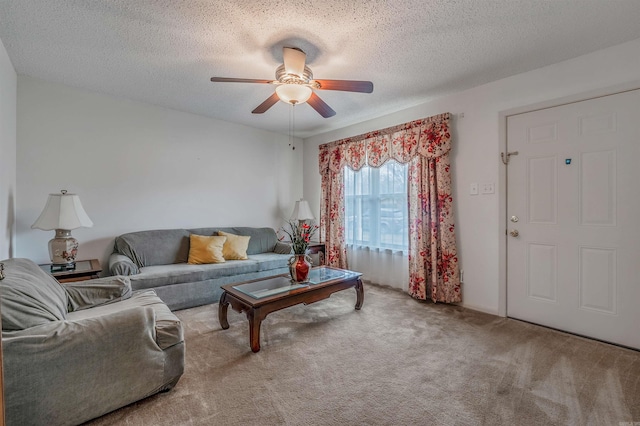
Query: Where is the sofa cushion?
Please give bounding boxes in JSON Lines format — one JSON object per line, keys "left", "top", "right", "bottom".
{"left": 0, "top": 258, "right": 69, "bottom": 331}
{"left": 187, "top": 234, "right": 226, "bottom": 264}
{"left": 187, "top": 227, "right": 277, "bottom": 255}
{"left": 232, "top": 227, "right": 278, "bottom": 254}
{"left": 248, "top": 253, "right": 291, "bottom": 272}
{"left": 129, "top": 260, "right": 261, "bottom": 290}
{"left": 114, "top": 229, "right": 191, "bottom": 267}
{"left": 199, "top": 260, "right": 260, "bottom": 278}
{"left": 130, "top": 264, "right": 209, "bottom": 290}
{"left": 218, "top": 231, "right": 250, "bottom": 260}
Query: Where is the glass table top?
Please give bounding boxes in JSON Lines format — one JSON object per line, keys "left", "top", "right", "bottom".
{"left": 232, "top": 267, "right": 361, "bottom": 299}
{"left": 307, "top": 267, "right": 359, "bottom": 284}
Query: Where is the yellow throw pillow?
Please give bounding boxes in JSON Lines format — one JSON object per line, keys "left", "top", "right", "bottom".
{"left": 217, "top": 231, "right": 250, "bottom": 260}
{"left": 188, "top": 234, "right": 226, "bottom": 264}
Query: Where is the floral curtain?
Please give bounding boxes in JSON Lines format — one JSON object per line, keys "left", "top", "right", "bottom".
{"left": 319, "top": 167, "right": 348, "bottom": 268}
{"left": 319, "top": 112, "right": 461, "bottom": 303}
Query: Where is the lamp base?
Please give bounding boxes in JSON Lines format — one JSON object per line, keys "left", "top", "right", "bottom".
{"left": 49, "top": 229, "right": 78, "bottom": 267}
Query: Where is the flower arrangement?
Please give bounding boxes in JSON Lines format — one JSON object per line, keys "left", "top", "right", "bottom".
{"left": 280, "top": 220, "right": 319, "bottom": 255}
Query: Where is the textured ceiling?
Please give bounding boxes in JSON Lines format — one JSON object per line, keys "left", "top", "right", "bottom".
{"left": 1, "top": 1, "right": 640, "bottom": 138}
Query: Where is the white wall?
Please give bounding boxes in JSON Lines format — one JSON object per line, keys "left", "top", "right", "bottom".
{"left": 0, "top": 36, "right": 17, "bottom": 260}
{"left": 17, "top": 76, "right": 303, "bottom": 269}
{"left": 304, "top": 37, "right": 640, "bottom": 315}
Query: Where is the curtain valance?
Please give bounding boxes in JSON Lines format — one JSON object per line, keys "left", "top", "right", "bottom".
{"left": 319, "top": 112, "right": 450, "bottom": 174}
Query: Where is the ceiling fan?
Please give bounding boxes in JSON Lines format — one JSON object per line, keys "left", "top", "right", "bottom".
{"left": 210, "top": 47, "right": 373, "bottom": 118}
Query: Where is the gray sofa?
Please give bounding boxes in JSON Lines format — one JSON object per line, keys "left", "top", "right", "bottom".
{"left": 0, "top": 258, "right": 185, "bottom": 426}
{"left": 109, "top": 227, "right": 292, "bottom": 310}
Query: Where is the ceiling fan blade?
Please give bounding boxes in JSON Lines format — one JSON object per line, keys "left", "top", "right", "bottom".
{"left": 283, "top": 47, "right": 306, "bottom": 77}
{"left": 252, "top": 92, "right": 281, "bottom": 114}
{"left": 314, "top": 79, "right": 374, "bottom": 93}
{"left": 307, "top": 92, "right": 336, "bottom": 118}
{"left": 210, "top": 77, "right": 273, "bottom": 84}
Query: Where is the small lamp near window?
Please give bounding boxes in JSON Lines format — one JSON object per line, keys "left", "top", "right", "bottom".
{"left": 31, "top": 190, "right": 93, "bottom": 268}
{"left": 290, "top": 199, "right": 315, "bottom": 226}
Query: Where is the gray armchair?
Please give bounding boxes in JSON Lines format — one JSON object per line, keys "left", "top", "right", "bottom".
{"left": 0, "top": 258, "right": 185, "bottom": 426}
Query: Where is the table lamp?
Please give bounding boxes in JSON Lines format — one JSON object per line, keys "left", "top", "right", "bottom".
{"left": 31, "top": 190, "right": 93, "bottom": 268}
{"left": 290, "top": 199, "right": 314, "bottom": 225}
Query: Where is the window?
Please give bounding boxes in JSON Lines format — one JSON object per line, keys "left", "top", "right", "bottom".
{"left": 344, "top": 161, "right": 408, "bottom": 251}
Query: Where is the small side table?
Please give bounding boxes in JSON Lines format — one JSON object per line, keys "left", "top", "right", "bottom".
{"left": 307, "top": 242, "right": 326, "bottom": 266}
{"left": 39, "top": 259, "right": 102, "bottom": 283}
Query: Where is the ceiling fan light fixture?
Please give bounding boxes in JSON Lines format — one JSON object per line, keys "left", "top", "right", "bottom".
{"left": 276, "top": 84, "right": 313, "bottom": 105}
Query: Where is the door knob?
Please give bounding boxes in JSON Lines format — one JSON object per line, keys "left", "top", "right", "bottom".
{"left": 509, "top": 229, "right": 519, "bottom": 237}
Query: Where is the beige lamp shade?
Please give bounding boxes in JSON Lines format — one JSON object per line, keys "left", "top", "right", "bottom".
{"left": 290, "top": 199, "right": 315, "bottom": 221}
{"left": 31, "top": 191, "right": 93, "bottom": 231}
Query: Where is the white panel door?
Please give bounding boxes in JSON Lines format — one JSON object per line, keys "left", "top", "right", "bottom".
{"left": 507, "top": 89, "right": 640, "bottom": 350}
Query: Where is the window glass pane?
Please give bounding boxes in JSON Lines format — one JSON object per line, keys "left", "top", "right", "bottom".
{"left": 344, "top": 161, "right": 408, "bottom": 251}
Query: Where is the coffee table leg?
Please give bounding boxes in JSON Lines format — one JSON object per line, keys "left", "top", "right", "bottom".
{"left": 247, "top": 309, "right": 264, "bottom": 353}
{"left": 355, "top": 278, "right": 364, "bottom": 310}
{"left": 218, "top": 292, "right": 230, "bottom": 329}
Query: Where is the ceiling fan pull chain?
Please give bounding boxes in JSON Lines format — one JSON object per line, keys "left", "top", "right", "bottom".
{"left": 291, "top": 104, "right": 297, "bottom": 150}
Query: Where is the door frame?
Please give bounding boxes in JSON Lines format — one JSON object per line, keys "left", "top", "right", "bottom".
{"left": 497, "top": 79, "right": 640, "bottom": 317}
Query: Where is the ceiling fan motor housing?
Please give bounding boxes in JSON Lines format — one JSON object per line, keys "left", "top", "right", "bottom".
{"left": 275, "top": 65, "right": 319, "bottom": 88}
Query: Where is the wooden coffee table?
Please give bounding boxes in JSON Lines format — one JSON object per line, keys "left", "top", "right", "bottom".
{"left": 218, "top": 267, "right": 363, "bottom": 352}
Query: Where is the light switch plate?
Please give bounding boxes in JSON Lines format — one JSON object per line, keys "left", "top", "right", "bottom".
{"left": 481, "top": 183, "right": 495, "bottom": 194}
{"left": 470, "top": 183, "right": 478, "bottom": 195}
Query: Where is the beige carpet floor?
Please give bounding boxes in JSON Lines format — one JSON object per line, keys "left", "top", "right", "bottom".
{"left": 87, "top": 283, "right": 640, "bottom": 426}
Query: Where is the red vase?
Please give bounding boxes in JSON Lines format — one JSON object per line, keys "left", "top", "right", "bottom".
{"left": 288, "top": 254, "right": 312, "bottom": 283}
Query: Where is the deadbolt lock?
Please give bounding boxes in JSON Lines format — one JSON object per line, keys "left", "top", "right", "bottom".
{"left": 510, "top": 215, "right": 519, "bottom": 223}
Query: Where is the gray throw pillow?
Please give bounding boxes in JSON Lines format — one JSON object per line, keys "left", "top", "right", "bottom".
{"left": 273, "top": 241, "right": 293, "bottom": 254}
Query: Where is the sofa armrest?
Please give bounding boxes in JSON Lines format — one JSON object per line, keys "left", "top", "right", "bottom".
{"left": 109, "top": 253, "right": 139, "bottom": 276}
{"left": 2, "top": 307, "right": 173, "bottom": 425}
{"left": 64, "top": 276, "right": 132, "bottom": 312}
{"left": 273, "top": 241, "right": 293, "bottom": 254}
